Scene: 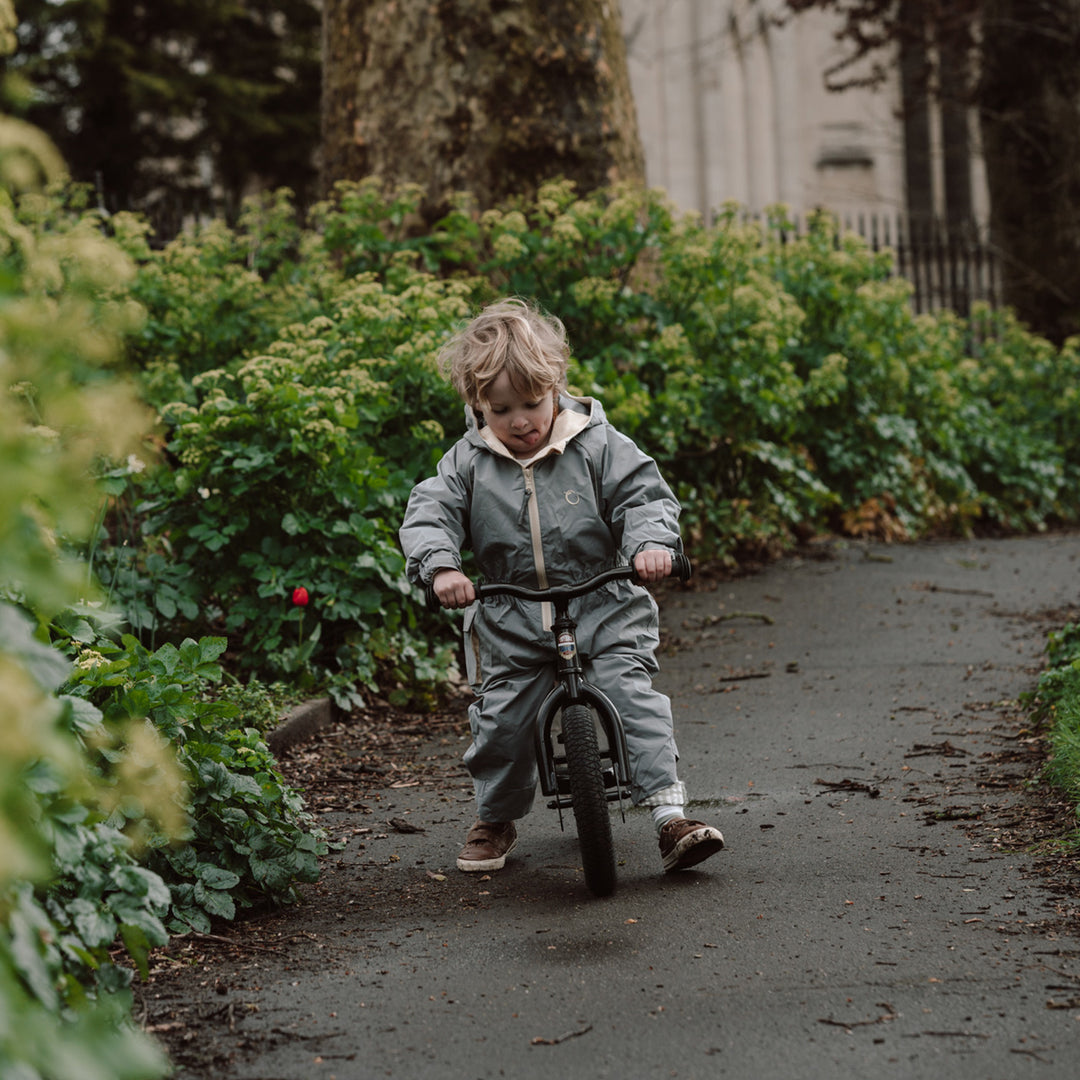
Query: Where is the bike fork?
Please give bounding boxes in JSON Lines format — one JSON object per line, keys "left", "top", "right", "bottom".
{"left": 535, "top": 607, "right": 633, "bottom": 827}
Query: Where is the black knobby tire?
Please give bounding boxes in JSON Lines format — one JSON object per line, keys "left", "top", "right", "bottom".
{"left": 561, "top": 704, "right": 617, "bottom": 897}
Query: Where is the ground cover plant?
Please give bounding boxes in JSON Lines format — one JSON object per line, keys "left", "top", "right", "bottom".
{"left": 1031, "top": 621, "right": 1080, "bottom": 845}
{"left": 57, "top": 629, "right": 330, "bottom": 933}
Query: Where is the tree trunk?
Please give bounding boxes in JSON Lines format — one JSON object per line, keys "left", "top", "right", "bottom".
{"left": 320, "top": 0, "right": 645, "bottom": 217}
{"left": 978, "top": 0, "right": 1080, "bottom": 343}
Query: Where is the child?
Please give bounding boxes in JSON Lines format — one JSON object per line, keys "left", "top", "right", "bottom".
{"left": 399, "top": 298, "right": 724, "bottom": 875}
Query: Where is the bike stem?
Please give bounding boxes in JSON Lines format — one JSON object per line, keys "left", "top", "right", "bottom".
{"left": 551, "top": 602, "right": 584, "bottom": 703}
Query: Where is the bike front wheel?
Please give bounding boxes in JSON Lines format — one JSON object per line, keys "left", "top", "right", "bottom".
{"left": 562, "top": 704, "right": 617, "bottom": 897}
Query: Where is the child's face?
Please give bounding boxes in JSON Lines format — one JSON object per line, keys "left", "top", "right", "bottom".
{"left": 480, "top": 370, "right": 556, "bottom": 459}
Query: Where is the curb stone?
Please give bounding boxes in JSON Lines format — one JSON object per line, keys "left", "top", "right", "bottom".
{"left": 266, "top": 697, "right": 336, "bottom": 755}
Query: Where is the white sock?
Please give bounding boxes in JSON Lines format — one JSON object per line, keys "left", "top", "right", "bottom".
{"left": 652, "top": 805, "right": 685, "bottom": 834}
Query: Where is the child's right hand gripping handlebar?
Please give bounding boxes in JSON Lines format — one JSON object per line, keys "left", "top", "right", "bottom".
{"left": 424, "top": 553, "right": 692, "bottom": 611}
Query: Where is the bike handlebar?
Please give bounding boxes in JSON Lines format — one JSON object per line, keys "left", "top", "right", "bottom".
{"left": 425, "top": 553, "right": 692, "bottom": 610}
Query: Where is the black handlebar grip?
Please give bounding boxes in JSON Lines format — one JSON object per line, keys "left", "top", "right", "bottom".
{"left": 424, "top": 583, "right": 442, "bottom": 611}
{"left": 672, "top": 553, "right": 692, "bottom": 582}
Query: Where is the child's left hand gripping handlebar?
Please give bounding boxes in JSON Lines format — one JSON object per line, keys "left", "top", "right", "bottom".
{"left": 424, "top": 553, "right": 692, "bottom": 611}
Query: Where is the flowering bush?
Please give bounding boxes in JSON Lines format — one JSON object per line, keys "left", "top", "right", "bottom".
{"left": 82, "top": 176, "right": 1080, "bottom": 708}
{"left": 118, "top": 189, "right": 336, "bottom": 393}
{"left": 133, "top": 267, "right": 470, "bottom": 703}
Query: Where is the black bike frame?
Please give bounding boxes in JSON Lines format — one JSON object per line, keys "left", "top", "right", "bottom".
{"left": 430, "top": 557, "right": 691, "bottom": 816}
{"left": 473, "top": 565, "right": 644, "bottom": 813}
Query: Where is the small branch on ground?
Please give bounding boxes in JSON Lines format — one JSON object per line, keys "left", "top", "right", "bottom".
{"left": 531, "top": 1024, "right": 594, "bottom": 1045}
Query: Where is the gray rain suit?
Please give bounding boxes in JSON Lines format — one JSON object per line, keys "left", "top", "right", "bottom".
{"left": 399, "top": 394, "right": 684, "bottom": 822}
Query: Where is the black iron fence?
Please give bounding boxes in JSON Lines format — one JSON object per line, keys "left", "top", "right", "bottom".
{"left": 841, "top": 213, "right": 1000, "bottom": 318}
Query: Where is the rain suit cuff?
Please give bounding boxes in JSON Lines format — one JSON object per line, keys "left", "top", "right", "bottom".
{"left": 419, "top": 552, "right": 462, "bottom": 586}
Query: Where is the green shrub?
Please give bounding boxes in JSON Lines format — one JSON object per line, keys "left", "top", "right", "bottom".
{"left": 120, "top": 189, "right": 338, "bottom": 398}
{"left": 133, "top": 267, "right": 470, "bottom": 702}
{"left": 1030, "top": 622, "right": 1080, "bottom": 843}
{"left": 1, "top": 605, "right": 173, "bottom": 1080}
{"left": 455, "top": 186, "right": 836, "bottom": 558}
{"left": 60, "top": 633, "right": 330, "bottom": 933}
{"left": 84, "top": 176, "right": 1080, "bottom": 707}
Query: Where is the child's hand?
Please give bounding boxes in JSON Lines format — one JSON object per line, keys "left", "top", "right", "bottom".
{"left": 634, "top": 548, "right": 673, "bottom": 584}
{"left": 432, "top": 568, "right": 476, "bottom": 608}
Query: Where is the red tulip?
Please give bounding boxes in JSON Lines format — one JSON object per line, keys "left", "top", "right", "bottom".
{"left": 292, "top": 586, "right": 309, "bottom": 607}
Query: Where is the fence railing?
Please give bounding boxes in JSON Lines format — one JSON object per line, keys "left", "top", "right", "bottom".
{"left": 752, "top": 209, "right": 1001, "bottom": 319}
{"left": 839, "top": 213, "right": 1000, "bottom": 318}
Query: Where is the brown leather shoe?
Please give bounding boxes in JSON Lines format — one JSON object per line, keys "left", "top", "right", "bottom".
{"left": 457, "top": 820, "right": 518, "bottom": 872}
{"left": 658, "top": 818, "right": 724, "bottom": 872}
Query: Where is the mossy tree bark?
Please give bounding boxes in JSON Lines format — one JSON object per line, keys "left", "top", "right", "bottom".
{"left": 320, "top": 0, "right": 644, "bottom": 217}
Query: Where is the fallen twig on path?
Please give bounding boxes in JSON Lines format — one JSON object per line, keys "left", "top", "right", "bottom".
{"left": 815, "top": 778, "right": 881, "bottom": 798}
{"left": 905, "top": 740, "right": 970, "bottom": 758}
{"left": 531, "top": 1024, "right": 593, "bottom": 1045}
{"left": 180, "top": 932, "right": 284, "bottom": 954}
{"left": 1011, "top": 1048, "right": 1052, "bottom": 1063}
{"left": 818, "top": 1010, "right": 896, "bottom": 1032}
{"left": 911, "top": 581, "right": 995, "bottom": 597}
{"left": 271, "top": 1027, "right": 347, "bottom": 1041}
{"left": 683, "top": 611, "right": 775, "bottom": 628}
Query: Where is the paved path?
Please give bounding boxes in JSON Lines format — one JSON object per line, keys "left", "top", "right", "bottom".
{"left": 169, "top": 534, "right": 1080, "bottom": 1079}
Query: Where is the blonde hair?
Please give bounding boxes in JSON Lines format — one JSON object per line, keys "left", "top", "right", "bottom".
{"left": 441, "top": 297, "right": 569, "bottom": 409}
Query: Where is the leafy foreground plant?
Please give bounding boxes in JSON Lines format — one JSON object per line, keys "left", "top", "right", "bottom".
{"left": 61, "top": 633, "right": 331, "bottom": 933}
{"left": 0, "top": 16, "right": 175, "bottom": 1070}
{"left": 1, "top": 607, "right": 174, "bottom": 1080}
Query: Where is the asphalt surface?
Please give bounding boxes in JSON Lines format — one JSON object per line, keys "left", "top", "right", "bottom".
{"left": 167, "top": 533, "right": 1080, "bottom": 1080}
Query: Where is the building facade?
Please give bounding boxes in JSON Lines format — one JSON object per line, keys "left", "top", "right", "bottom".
{"left": 621, "top": 0, "right": 988, "bottom": 230}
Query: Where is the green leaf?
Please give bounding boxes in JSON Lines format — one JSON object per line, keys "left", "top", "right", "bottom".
{"left": 120, "top": 923, "right": 153, "bottom": 980}
{"left": 99, "top": 474, "right": 130, "bottom": 496}
{"left": 58, "top": 693, "right": 104, "bottom": 734}
{"left": 66, "top": 618, "right": 99, "bottom": 643}
{"left": 9, "top": 902, "right": 60, "bottom": 1009}
{"left": 70, "top": 898, "right": 118, "bottom": 948}
{"left": 198, "top": 637, "right": 228, "bottom": 663}
{"left": 110, "top": 865, "right": 173, "bottom": 911}
{"left": 179, "top": 638, "right": 202, "bottom": 668}
{"left": 0, "top": 603, "right": 72, "bottom": 692}
{"left": 193, "top": 881, "right": 237, "bottom": 920}
{"left": 170, "top": 904, "right": 212, "bottom": 935}
{"left": 196, "top": 864, "right": 241, "bottom": 890}
{"left": 114, "top": 904, "right": 169, "bottom": 948}
{"left": 119, "top": 686, "right": 152, "bottom": 720}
